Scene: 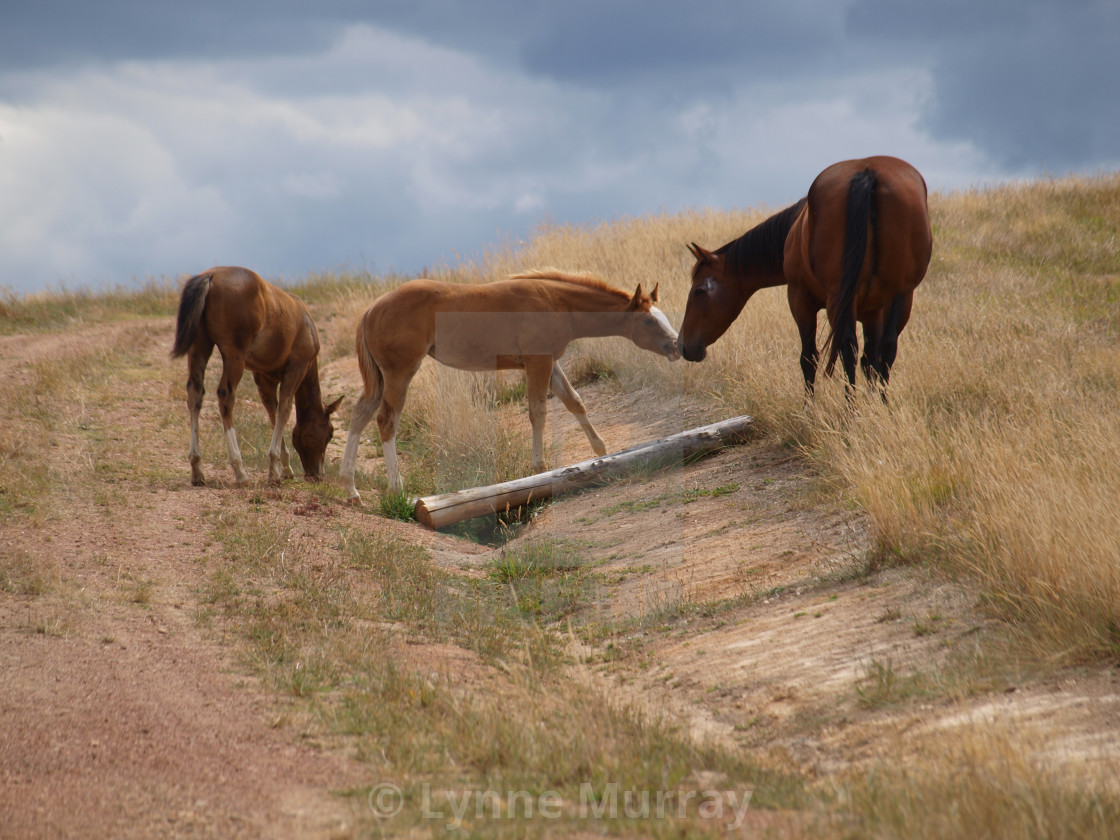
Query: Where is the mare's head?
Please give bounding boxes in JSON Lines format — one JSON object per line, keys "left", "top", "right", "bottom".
{"left": 291, "top": 395, "right": 344, "bottom": 480}
{"left": 623, "top": 283, "right": 680, "bottom": 361}
{"left": 678, "top": 243, "right": 740, "bottom": 362}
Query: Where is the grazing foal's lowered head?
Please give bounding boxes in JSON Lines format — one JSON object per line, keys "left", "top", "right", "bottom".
{"left": 291, "top": 386, "right": 345, "bottom": 480}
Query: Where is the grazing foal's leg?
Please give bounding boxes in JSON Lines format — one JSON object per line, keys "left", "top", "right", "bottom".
{"left": 549, "top": 362, "right": 607, "bottom": 457}
{"left": 216, "top": 351, "right": 250, "bottom": 485}
{"left": 186, "top": 342, "right": 213, "bottom": 486}
{"left": 264, "top": 364, "right": 306, "bottom": 483}
{"left": 253, "top": 373, "right": 293, "bottom": 479}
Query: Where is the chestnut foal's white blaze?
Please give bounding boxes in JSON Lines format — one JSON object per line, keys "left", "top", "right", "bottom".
{"left": 340, "top": 269, "right": 680, "bottom": 502}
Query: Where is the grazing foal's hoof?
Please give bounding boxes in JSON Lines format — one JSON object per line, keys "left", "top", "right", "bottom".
{"left": 346, "top": 493, "right": 362, "bottom": 507}
{"left": 191, "top": 477, "right": 206, "bottom": 487}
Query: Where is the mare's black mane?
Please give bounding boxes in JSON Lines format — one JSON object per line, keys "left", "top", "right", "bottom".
{"left": 716, "top": 198, "right": 807, "bottom": 276}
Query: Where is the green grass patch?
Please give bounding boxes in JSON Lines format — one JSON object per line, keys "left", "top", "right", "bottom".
{"left": 378, "top": 490, "right": 416, "bottom": 521}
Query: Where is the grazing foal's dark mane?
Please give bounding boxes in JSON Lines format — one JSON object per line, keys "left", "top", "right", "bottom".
{"left": 716, "top": 198, "right": 808, "bottom": 277}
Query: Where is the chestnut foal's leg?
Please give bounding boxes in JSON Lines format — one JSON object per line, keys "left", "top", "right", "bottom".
{"left": 340, "top": 387, "right": 381, "bottom": 504}
{"left": 374, "top": 365, "right": 420, "bottom": 495}
{"left": 523, "top": 356, "right": 554, "bottom": 474}
{"left": 549, "top": 361, "right": 607, "bottom": 458}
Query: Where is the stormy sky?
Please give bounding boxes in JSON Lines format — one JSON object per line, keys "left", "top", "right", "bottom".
{"left": 1, "top": 0, "right": 1116, "bottom": 295}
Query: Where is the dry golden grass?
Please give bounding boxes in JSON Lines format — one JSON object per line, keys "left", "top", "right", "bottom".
{"left": 355, "top": 176, "right": 1120, "bottom": 660}
{"left": 403, "top": 175, "right": 1120, "bottom": 665}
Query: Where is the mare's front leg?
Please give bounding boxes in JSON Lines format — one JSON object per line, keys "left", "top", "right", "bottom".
{"left": 523, "top": 356, "right": 554, "bottom": 473}
{"left": 186, "top": 343, "right": 213, "bottom": 485}
{"left": 216, "top": 352, "right": 250, "bottom": 485}
{"left": 253, "top": 372, "right": 293, "bottom": 480}
{"left": 788, "top": 285, "right": 820, "bottom": 402}
{"left": 550, "top": 362, "right": 607, "bottom": 457}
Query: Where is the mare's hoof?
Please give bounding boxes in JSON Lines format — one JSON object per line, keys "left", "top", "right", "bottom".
{"left": 191, "top": 477, "right": 206, "bottom": 487}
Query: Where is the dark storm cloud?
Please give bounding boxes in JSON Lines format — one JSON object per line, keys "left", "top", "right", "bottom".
{"left": 2, "top": 1, "right": 842, "bottom": 84}
{"left": 0, "top": 1, "right": 349, "bottom": 69}
{"left": 847, "top": 0, "right": 1120, "bottom": 170}
{"left": 1, "top": 1, "right": 1116, "bottom": 295}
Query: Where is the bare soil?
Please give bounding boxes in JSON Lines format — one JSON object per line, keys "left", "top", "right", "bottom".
{"left": 2, "top": 317, "right": 1118, "bottom": 838}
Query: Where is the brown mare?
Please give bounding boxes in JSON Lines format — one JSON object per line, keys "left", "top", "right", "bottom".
{"left": 679, "top": 156, "right": 932, "bottom": 396}
{"left": 339, "top": 269, "right": 680, "bottom": 501}
{"left": 171, "top": 266, "right": 343, "bottom": 486}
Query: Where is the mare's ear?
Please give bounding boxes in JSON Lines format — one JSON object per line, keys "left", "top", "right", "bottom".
{"left": 688, "top": 242, "right": 712, "bottom": 262}
{"left": 649, "top": 283, "right": 660, "bottom": 303}
{"left": 326, "top": 395, "right": 344, "bottom": 415}
{"left": 629, "top": 283, "right": 646, "bottom": 307}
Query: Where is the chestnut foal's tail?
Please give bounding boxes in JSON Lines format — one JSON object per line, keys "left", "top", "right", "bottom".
{"left": 170, "top": 272, "right": 212, "bottom": 359}
{"left": 354, "top": 312, "right": 385, "bottom": 407}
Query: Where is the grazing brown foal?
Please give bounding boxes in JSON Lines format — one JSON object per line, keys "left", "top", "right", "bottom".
{"left": 171, "top": 266, "right": 342, "bottom": 486}
{"left": 679, "top": 156, "right": 933, "bottom": 398}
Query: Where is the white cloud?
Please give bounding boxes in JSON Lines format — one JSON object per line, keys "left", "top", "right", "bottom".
{"left": 1, "top": 12, "right": 1103, "bottom": 296}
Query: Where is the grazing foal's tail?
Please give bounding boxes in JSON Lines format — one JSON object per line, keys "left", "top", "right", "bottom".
{"left": 170, "top": 273, "right": 212, "bottom": 358}
{"left": 824, "top": 169, "right": 877, "bottom": 374}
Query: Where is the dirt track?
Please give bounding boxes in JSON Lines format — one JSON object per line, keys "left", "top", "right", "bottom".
{"left": 2, "top": 318, "right": 1119, "bottom": 838}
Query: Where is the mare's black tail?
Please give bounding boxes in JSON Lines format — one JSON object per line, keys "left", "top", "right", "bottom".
{"left": 824, "top": 169, "right": 877, "bottom": 374}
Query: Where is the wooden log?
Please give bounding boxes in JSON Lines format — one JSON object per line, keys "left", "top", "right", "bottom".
{"left": 413, "top": 415, "right": 753, "bottom": 529}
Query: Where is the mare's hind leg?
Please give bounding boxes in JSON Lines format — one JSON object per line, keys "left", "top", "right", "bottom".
{"left": 874, "top": 292, "right": 913, "bottom": 399}
{"left": 186, "top": 343, "right": 213, "bottom": 486}
{"left": 253, "top": 373, "right": 293, "bottom": 480}
{"left": 216, "top": 351, "right": 251, "bottom": 485}
{"left": 550, "top": 362, "right": 607, "bottom": 457}
{"left": 861, "top": 318, "right": 884, "bottom": 391}
{"left": 834, "top": 313, "right": 859, "bottom": 396}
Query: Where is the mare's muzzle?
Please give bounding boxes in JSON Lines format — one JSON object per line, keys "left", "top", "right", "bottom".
{"left": 679, "top": 338, "right": 707, "bottom": 362}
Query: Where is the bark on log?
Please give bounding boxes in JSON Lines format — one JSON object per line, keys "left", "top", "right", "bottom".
{"left": 413, "top": 415, "right": 753, "bottom": 529}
